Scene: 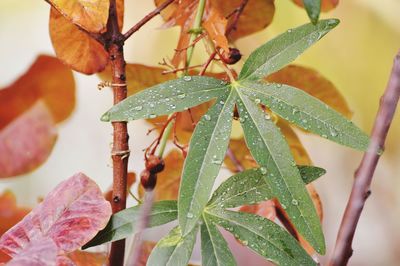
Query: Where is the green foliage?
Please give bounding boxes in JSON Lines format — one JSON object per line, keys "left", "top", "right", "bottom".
{"left": 98, "top": 20, "right": 371, "bottom": 265}
{"left": 83, "top": 200, "right": 177, "bottom": 249}
{"left": 147, "top": 226, "right": 198, "bottom": 266}
{"left": 303, "top": 0, "right": 321, "bottom": 24}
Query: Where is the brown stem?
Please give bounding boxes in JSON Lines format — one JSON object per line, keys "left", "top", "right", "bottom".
{"left": 225, "top": 0, "right": 249, "bottom": 36}
{"left": 106, "top": 1, "right": 129, "bottom": 265}
{"left": 329, "top": 50, "right": 400, "bottom": 266}
{"left": 123, "top": 0, "right": 175, "bottom": 41}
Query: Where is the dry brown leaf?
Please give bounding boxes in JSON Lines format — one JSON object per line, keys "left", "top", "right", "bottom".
{"left": 49, "top": 8, "right": 109, "bottom": 75}
{"left": 203, "top": 5, "right": 229, "bottom": 52}
{"left": 0, "top": 102, "right": 58, "bottom": 178}
{"left": 138, "top": 150, "right": 183, "bottom": 201}
{"left": 266, "top": 65, "right": 352, "bottom": 118}
{"left": 0, "top": 55, "right": 75, "bottom": 130}
{"left": 0, "top": 190, "right": 30, "bottom": 236}
{"left": 292, "top": 0, "right": 339, "bottom": 12}
{"left": 99, "top": 64, "right": 175, "bottom": 96}
{"left": 49, "top": 0, "right": 124, "bottom": 74}
{"left": 48, "top": 0, "right": 110, "bottom": 33}
{"left": 210, "top": 0, "right": 275, "bottom": 41}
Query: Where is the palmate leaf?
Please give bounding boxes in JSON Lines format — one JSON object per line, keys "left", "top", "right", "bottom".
{"left": 201, "top": 216, "right": 236, "bottom": 266}
{"left": 235, "top": 92, "right": 325, "bottom": 253}
{"left": 83, "top": 201, "right": 177, "bottom": 249}
{"left": 303, "top": 0, "right": 321, "bottom": 24}
{"left": 203, "top": 209, "right": 316, "bottom": 266}
{"left": 207, "top": 166, "right": 326, "bottom": 210}
{"left": 147, "top": 226, "right": 198, "bottom": 266}
{"left": 101, "top": 76, "right": 228, "bottom": 122}
{"left": 239, "top": 81, "right": 370, "bottom": 150}
{"left": 178, "top": 90, "right": 237, "bottom": 236}
{"left": 101, "top": 19, "right": 369, "bottom": 264}
{"left": 238, "top": 19, "right": 339, "bottom": 81}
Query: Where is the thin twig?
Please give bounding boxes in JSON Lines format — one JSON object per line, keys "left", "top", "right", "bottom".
{"left": 225, "top": 0, "right": 249, "bottom": 36}
{"left": 123, "top": 0, "right": 175, "bottom": 41}
{"left": 329, "top": 50, "right": 400, "bottom": 266}
{"left": 225, "top": 147, "right": 244, "bottom": 172}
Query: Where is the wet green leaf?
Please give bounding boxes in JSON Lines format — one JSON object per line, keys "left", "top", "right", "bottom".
{"left": 204, "top": 209, "right": 316, "bottom": 265}
{"left": 83, "top": 201, "right": 177, "bottom": 248}
{"left": 303, "top": 0, "right": 321, "bottom": 24}
{"left": 178, "top": 90, "right": 236, "bottom": 236}
{"left": 201, "top": 216, "right": 236, "bottom": 266}
{"left": 147, "top": 226, "right": 198, "bottom": 266}
{"left": 235, "top": 92, "right": 325, "bottom": 254}
{"left": 238, "top": 19, "right": 339, "bottom": 81}
{"left": 101, "top": 76, "right": 228, "bottom": 122}
{"left": 240, "top": 81, "right": 370, "bottom": 150}
{"left": 207, "top": 166, "right": 326, "bottom": 209}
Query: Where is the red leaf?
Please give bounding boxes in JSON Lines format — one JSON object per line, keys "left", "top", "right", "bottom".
{"left": 0, "top": 102, "right": 57, "bottom": 178}
{"left": 0, "top": 173, "right": 111, "bottom": 260}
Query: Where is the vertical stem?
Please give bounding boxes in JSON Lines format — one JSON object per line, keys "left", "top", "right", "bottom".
{"left": 329, "top": 51, "right": 400, "bottom": 266}
{"left": 186, "top": 0, "right": 206, "bottom": 68}
{"left": 107, "top": 1, "right": 129, "bottom": 265}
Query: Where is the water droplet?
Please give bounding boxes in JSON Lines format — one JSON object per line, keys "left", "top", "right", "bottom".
{"left": 239, "top": 117, "right": 245, "bottom": 123}
{"left": 204, "top": 114, "right": 211, "bottom": 121}
{"left": 277, "top": 84, "right": 282, "bottom": 88}
{"left": 254, "top": 98, "right": 261, "bottom": 104}
{"left": 292, "top": 108, "right": 299, "bottom": 115}
{"left": 148, "top": 114, "right": 156, "bottom": 119}
{"left": 219, "top": 100, "right": 225, "bottom": 105}
{"left": 186, "top": 212, "right": 194, "bottom": 218}
{"left": 329, "top": 128, "right": 338, "bottom": 137}
{"left": 177, "top": 93, "right": 186, "bottom": 99}
{"left": 101, "top": 113, "right": 110, "bottom": 121}
{"left": 287, "top": 29, "right": 292, "bottom": 33}
{"left": 260, "top": 167, "right": 267, "bottom": 175}
{"left": 291, "top": 199, "right": 298, "bottom": 206}
{"left": 281, "top": 204, "right": 287, "bottom": 209}
{"left": 258, "top": 226, "right": 263, "bottom": 230}
{"left": 302, "top": 119, "right": 308, "bottom": 124}
{"left": 183, "top": 76, "right": 192, "bottom": 81}
{"left": 241, "top": 240, "right": 248, "bottom": 246}
{"left": 212, "top": 159, "right": 222, "bottom": 165}
{"left": 134, "top": 105, "right": 143, "bottom": 111}
{"left": 264, "top": 113, "right": 271, "bottom": 120}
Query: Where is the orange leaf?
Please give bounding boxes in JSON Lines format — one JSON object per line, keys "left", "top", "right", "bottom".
{"left": 210, "top": 0, "right": 275, "bottom": 41}
{"left": 66, "top": 250, "right": 107, "bottom": 266}
{"left": 266, "top": 65, "right": 352, "bottom": 118}
{"left": 239, "top": 200, "right": 276, "bottom": 221}
{"left": 0, "top": 55, "right": 75, "bottom": 129}
{"left": 104, "top": 172, "right": 136, "bottom": 202}
{"left": 0, "top": 191, "right": 30, "bottom": 236}
{"left": 48, "top": 0, "right": 110, "bottom": 33}
{"left": 203, "top": 6, "right": 229, "bottom": 52}
{"left": 292, "top": 0, "right": 339, "bottom": 12}
{"left": 0, "top": 102, "right": 58, "bottom": 178}
{"left": 138, "top": 150, "right": 183, "bottom": 201}
{"left": 98, "top": 64, "right": 176, "bottom": 96}
{"left": 49, "top": 8, "right": 109, "bottom": 75}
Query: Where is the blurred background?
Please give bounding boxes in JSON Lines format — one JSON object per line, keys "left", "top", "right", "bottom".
{"left": 1, "top": 0, "right": 399, "bottom": 265}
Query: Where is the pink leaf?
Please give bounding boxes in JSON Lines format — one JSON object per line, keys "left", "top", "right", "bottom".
{"left": 0, "top": 173, "right": 112, "bottom": 262}
{"left": 0, "top": 101, "right": 57, "bottom": 178}
{"left": 6, "top": 238, "right": 58, "bottom": 266}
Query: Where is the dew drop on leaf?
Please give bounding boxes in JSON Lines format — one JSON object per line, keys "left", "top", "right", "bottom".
{"left": 134, "top": 105, "right": 143, "bottom": 111}
{"left": 186, "top": 212, "right": 194, "bottom": 219}
{"left": 260, "top": 167, "right": 268, "bottom": 175}
{"left": 183, "top": 76, "right": 192, "bottom": 81}
{"left": 204, "top": 114, "right": 211, "bottom": 121}
{"left": 291, "top": 199, "right": 299, "bottom": 206}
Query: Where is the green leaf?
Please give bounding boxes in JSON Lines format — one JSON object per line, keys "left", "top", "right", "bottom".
{"left": 204, "top": 209, "right": 316, "bottom": 266}
{"left": 201, "top": 216, "right": 236, "bottom": 266}
{"left": 83, "top": 200, "right": 177, "bottom": 249}
{"left": 178, "top": 90, "right": 236, "bottom": 236}
{"left": 240, "top": 81, "right": 370, "bottom": 150}
{"left": 101, "top": 76, "right": 228, "bottom": 122}
{"left": 304, "top": 0, "right": 321, "bottom": 24}
{"left": 207, "top": 166, "right": 326, "bottom": 209}
{"left": 238, "top": 19, "right": 339, "bottom": 81}
{"left": 298, "top": 165, "right": 326, "bottom": 184}
{"left": 147, "top": 226, "right": 198, "bottom": 266}
{"left": 235, "top": 92, "right": 325, "bottom": 254}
